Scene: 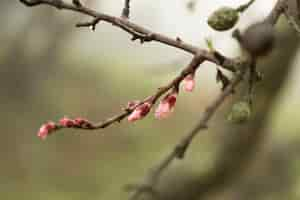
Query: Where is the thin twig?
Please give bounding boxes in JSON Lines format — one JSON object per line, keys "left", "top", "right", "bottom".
{"left": 19, "top": 0, "right": 202, "bottom": 55}
{"left": 128, "top": 0, "right": 286, "bottom": 199}
{"left": 19, "top": 0, "right": 233, "bottom": 132}
{"left": 18, "top": 0, "right": 287, "bottom": 200}
{"left": 122, "top": 0, "right": 131, "bottom": 18}
{"left": 128, "top": 62, "right": 248, "bottom": 200}
{"left": 44, "top": 54, "right": 212, "bottom": 132}
{"left": 236, "top": 0, "right": 256, "bottom": 13}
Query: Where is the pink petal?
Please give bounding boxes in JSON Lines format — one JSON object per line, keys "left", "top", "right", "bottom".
{"left": 59, "top": 117, "right": 75, "bottom": 127}
{"left": 155, "top": 92, "right": 177, "bottom": 119}
{"left": 128, "top": 109, "right": 143, "bottom": 122}
{"left": 155, "top": 102, "right": 173, "bottom": 119}
{"left": 74, "top": 118, "right": 94, "bottom": 128}
{"left": 128, "top": 103, "right": 151, "bottom": 122}
{"left": 37, "top": 125, "right": 48, "bottom": 140}
{"left": 183, "top": 74, "right": 196, "bottom": 92}
{"left": 37, "top": 122, "right": 56, "bottom": 140}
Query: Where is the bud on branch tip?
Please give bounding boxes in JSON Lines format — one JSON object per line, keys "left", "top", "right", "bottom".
{"left": 37, "top": 122, "right": 57, "bottom": 140}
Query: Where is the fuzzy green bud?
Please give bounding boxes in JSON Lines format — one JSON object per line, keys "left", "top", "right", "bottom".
{"left": 227, "top": 101, "right": 251, "bottom": 124}
{"left": 208, "top": 7, "right": 239, "bottom": 31}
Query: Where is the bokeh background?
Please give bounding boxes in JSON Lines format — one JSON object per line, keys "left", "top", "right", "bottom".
{"left": 2, "top": 0, "right": 300, "bottom": 199}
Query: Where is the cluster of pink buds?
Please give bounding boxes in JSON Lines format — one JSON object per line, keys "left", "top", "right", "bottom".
{"left": 37, "top": 117, "right": 95, "bottom": 140}
{"left": 37, "top": 71, "right": 198, "bottom": 140}
{"left": 59, "top": 117, "right": 95, "bottom": 129}
{"left": 127, "top": 72, "right": 197, "bottom": 122}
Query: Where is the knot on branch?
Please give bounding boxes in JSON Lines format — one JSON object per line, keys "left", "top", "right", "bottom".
{"left": 131, "top": 33, "right": 155, "bottom": 44}
{"left": 19, "top": 0, "right": 42, "bottom": 6}
{"left": 76, "top": 17, "right": 102, "bottom": 31}
{"left": 72, "top": 0, "right": 82, "bottom": 7}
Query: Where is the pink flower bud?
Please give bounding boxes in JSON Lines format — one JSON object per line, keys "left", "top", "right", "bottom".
{"left": 74, "top": 118, "right": 94, "bottom": 128}
{"left": 37, "top": 122, "right": 56, "bottom": 140}
{"left": 128, "top": 102, "right": 152, "bottom": 122}
{"left": 183, "top": 73, "right": 196, "bottom": 92}
{"left": 126, "top": 100, "right": 141, "bottom": 110}
{"left": 59, "top": 117, "right": 75, "bottom": 127}
{"left": 155, "top": 92, "right": 177, "bottom": 119}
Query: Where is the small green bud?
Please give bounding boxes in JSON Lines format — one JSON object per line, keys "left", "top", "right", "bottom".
{"left": 227, "top": 101, "right": 251, "bottom": 124}
{"left": 205, "top": 37, "right": 214, "bottom": 51}
{"left": 208, "top": 7, "right": 239, "bottom": 31}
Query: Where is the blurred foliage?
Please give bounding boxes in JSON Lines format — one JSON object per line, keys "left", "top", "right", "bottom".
{"left": 1, "top": 1, "right": 300, "bottom": 200}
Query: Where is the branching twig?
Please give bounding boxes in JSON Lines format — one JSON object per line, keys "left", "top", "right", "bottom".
{"left": 18, "top": 0, "right": 288, "bottom": 199}
{"left": 122, "top": 0, "right": 131, "bottom": 18}
{"left": 76, "top": 17, "right": 101, "bottom": 31}
{"left": 128, "top": 61, "right": 248, "bottom": 200}
{"left": 19, "top": 0, "right": 233, "bottom": 134}
{"left": 236, "top": 0, "right": 256, "bottom": 13}
{"left": 37, "top": 53, "right": 222, "bottom": 137}
{"left": 19, "top": 0, "right": 203, "bottom": 55}
{"left": 128, "top": 0, "right": 287, "bottom": 199}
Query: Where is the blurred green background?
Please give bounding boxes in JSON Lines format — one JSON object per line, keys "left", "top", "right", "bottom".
{"left": 2, "top": 0, "right": 300, "bottom": 200}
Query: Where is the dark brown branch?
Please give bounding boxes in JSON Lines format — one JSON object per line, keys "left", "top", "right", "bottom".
{"left": 20, "top": 0, "right": 43, "bottom": 6}
{"left": 76, "top": 17, "right": 101, "bottom": 31}
{"left": 72, "top": 0, "right": 82, "bottom": 7}
{"left": 122, "top": 0, "right": 131, "bottom": 18}
{"left": 19, "top": 0, "right": 203, "bottom": 55}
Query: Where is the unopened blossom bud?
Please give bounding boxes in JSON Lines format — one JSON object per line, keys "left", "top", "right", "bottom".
{"left": 126, "top": 100, "right": 141, "bottom": 110}
{"left": 74, "top": 118, "right": 94, "bottom": 128}
{"left": 128, "top": 102, "right": 152, "bottom": 122}
{"left": 208, "top": 7, "right": 239, "bottom": 31}
{"left": 227, "top": 101, "right": 251, "bottom": 124}
{"left": 155, "top": 92, "right": 177, "bottom": 119}
{"left": 37, "top": 121, "right": 57, "bottom": 140}
{"left": 183, "top": 73, "right": 196, "bottom": 92}
{"left": 59, "top": 117, "right": 75, "bottom": 127}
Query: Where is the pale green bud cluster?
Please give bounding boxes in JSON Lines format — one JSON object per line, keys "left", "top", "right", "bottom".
{"left": 207, "top": 7, "right": 239, "bottom": 31}
{"left": 227, "top": 101, "right": 251, "bottom": 124}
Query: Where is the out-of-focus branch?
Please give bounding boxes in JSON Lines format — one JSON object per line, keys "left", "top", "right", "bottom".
{"left": 128, "top": 0, "right": 287, "bottom": 199}
{"left": 128, "top": 62, "right": 248, "bottom": 200}
{"left": 154, "top": 24, "right": 300, "bottom": 200}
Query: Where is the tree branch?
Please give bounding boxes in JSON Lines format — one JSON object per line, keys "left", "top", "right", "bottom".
{"left": 128, "top": 60, "right": 248, "bottom": 200}
{"left": 128, "top": 0, "right": 287, "bottom": 199}
{"left": 19, "top": 0, "right": 206, "bottom": 55}
{"left": 18, "top": 0, "right": 289, "bottom": 199}
{"left": 19, "top": 0, "right": 235, "bottom": 134}
{"left": 122, "top": 0, "right": 131, "bottom": 18}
